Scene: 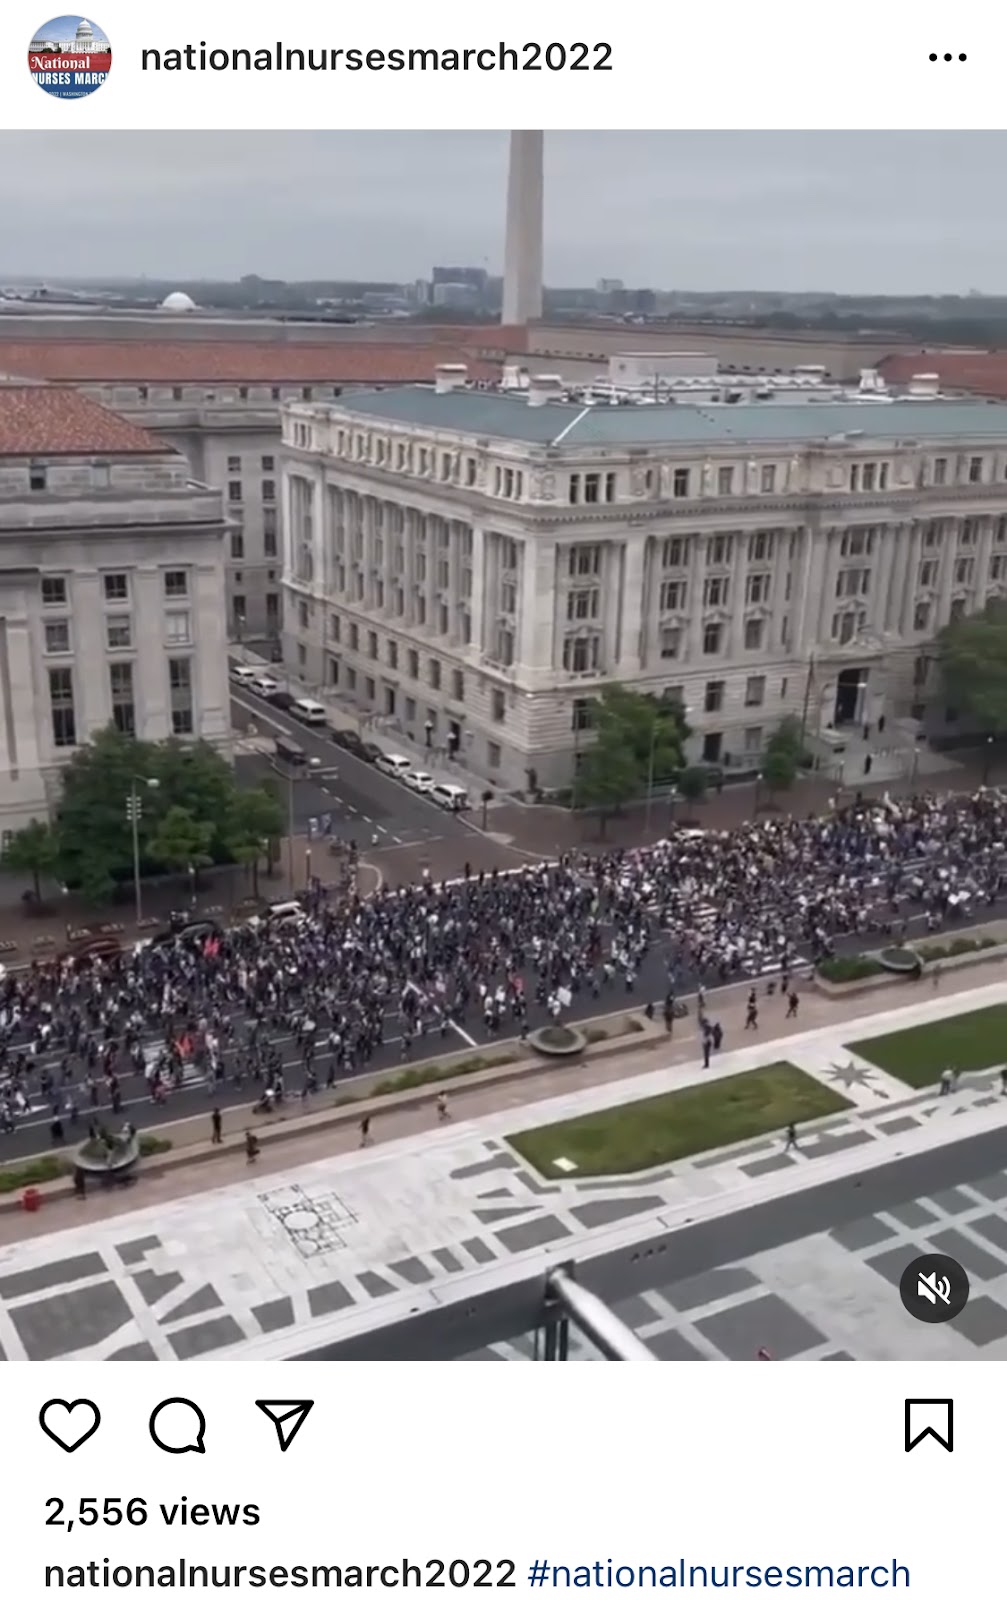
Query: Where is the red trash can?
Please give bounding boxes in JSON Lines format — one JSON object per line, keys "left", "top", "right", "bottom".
{"left": 22, "top": 1187, "right": 40, "bottom": 1213}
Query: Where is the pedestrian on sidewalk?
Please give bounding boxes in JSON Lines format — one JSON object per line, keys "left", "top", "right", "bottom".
{"left": 745, "top": 998, "right": 759, "bottom": 1030}
{"left": 359, "top": 1114, "right": 372, "bottom": 1147}
{"left": 939, "top": 1067, "right": 954, "bottom": 1096}
{"left": 210, "top": 1106, "right": 222, "bottom": 1145}
{"left": 436, "top": 1091, "right": 451, "bottom": 1123}
{"left": 931, "top": 965, "right": 941, "bottom": 990}
{"left": 702, "top": 1035, "right": 712, "bottom": 1070}
{"left": 784, "top": 1121, "right": 798, "bottom": 1153}
{"left": 786, "top": 992, "right": 799, "bottom": 1019}
{"left": 244, "top": 1129, "right": 259, "bottom": 1164}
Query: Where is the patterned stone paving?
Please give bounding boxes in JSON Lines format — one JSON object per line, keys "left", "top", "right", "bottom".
{"left": 1, "top": 983, "right": 1006, "bottom": 1360}
{"left": 471, "top": 1172, "right": 1007, "bottom": 1362}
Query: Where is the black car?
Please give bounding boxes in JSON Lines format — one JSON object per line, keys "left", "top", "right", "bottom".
{"left": 331, "top": 727, "right": 365, "bottom": 754}
{"left": 360, "top": 741, "right": 382, "bottom": 764}
{"left": 264, "top": 688, "right": 296, "bottom": 711}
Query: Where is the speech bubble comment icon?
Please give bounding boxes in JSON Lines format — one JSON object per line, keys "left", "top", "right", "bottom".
{"left": 149, "top": 1398, "right": 207, "bottom": 1455}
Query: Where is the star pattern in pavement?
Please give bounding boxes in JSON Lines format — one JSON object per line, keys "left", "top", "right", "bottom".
{"left": 824, "top": 1059, "right": 875, "bottom": 1090}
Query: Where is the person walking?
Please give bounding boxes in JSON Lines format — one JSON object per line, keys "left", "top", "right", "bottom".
{"left": 784, "top": 1121, "right": 798, "bottom": 1153}
{"left": 210, "top": 1106, "right": 222, "bottom": 1145}
{"left": 359, "top": 1114, "right": 372, "bottom": 1147}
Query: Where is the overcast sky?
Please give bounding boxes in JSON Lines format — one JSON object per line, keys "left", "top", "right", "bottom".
{"left": 3, "top": 130, "right": 1006, "bottom": 293}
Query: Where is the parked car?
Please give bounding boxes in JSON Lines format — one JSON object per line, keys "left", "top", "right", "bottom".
{"left": 250, "top": 675, "right": 280, "bottom": 698}
{"left": 431, "top": 782, "right": 471, "bottom": 811}
{"left": 331, "top": 728, "right": 365, "bottom": 754}
{"left": 404, "top": 770, "right": 435, "bottom": 794}
{"left": 230, "top": 664, "right": 258, "bottom": 687}
{"left": 359, "top": 742, "right": 382, "bottom": 764}
{"left": 375, "top": 752, "right": 412, "bottom": 779}
{"left": 290, "top": 697, "right": 327, "bottom": 726}
{"left": 266, "top": 689, "right": 296, "bottom": 711}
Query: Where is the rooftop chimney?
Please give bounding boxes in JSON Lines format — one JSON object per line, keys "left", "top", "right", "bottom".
{"left": 527, "top": 373, "right": 565, "bottom": 408}
{"left": 434, "top": 363, "right": 468, "bottom": 395}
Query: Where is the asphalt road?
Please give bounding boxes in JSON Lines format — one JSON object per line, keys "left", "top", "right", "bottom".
{"left": 317, "top": 1123, "right": 1007, "bottom": 1359}
{"left": 230, "top": 688, "right": 474, "bottom": 852}
{"left": 2, "top": 876, "right": 998, "bottom": 1159}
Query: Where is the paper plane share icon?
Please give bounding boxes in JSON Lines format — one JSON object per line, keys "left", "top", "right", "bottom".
{"left": 254, "top": 1399, "right": 314, "bottom": 1453}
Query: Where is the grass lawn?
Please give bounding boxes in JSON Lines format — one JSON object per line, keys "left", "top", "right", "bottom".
{"left": 851, "top": 1003, "right": 1007, "bottom": 1088}
{"left": 508, "top": 1063, "right": 849, "bottom": 1179}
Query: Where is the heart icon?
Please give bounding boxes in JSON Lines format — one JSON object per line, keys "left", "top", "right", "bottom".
{"left": 39, "top": 1398, "right": 102, "bottom": 1453}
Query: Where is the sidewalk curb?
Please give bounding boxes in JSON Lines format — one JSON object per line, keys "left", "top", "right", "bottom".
{"left": 0, "top": 1009, "right": 663, "bottom": 1214}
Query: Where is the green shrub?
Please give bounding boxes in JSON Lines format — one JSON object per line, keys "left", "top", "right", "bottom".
{"left": 818, "top": 955, "right": 884, "bottom": 983}
{"left": 139, "top": 1135, "right": 172, "bottom": 1156}
{"left": 0, "top": 1155, "right": 69, "bottom": 1194}
{"left": 916, "top": 936, "right": 1001, "bottom": 963}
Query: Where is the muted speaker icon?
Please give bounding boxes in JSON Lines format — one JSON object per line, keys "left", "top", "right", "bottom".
{"left": 899, "top": 1254, "right": 969, "bottom": 1325}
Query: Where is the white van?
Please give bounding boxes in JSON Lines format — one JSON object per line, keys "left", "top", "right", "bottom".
{"left": 431, "top": 782, "right": 470, "bottom": 812}
{"left": 290, "top": 698, "right": 328, "bottom": 726}
{"left": 230, "top": 664, "right": 258, "bottom": 687}
{"left": 246, "top": 900, "right": 307, "bottom": 931}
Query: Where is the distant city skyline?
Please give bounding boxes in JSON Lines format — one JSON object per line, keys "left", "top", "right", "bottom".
{"left": 3, "top": 130, "right": 1007, "bottom": 294}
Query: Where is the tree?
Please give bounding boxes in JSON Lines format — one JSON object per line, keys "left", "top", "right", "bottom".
{"left": 575, "top": 733, "right": 641, "bottom": 834}
{"left": 149, "top": 806, "right": 215, "bottom": 878}
{"left": 223, "top": 786, "right": 284, "bottom": 895}
{"left": 760, "top": 717, "right": 806, "bottom": 795}
{"left": 0, "top": 819, "right": 59, "bottom": 901}
{"left": 677, "top": 766, "right": 709, "bottom": 804}
{"left": 587, "top": 685, "right": 689, "bottom": 789}
{"left": 938, "top": 601, "right": 1007, "bottom": 755}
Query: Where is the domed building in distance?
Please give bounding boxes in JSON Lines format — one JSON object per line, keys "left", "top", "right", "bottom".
{"left": 159, "top": 290, "right": 198, "bottom": 312}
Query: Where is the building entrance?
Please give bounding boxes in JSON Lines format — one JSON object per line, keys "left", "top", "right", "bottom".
{"left": 834, "top": 667, "right": 868, "bottom": 727}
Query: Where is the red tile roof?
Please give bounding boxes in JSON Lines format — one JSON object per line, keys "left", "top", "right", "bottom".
{"left": 0, "top": 339, "right": 501, "bottom": 386}
{"left": 877, "top": 350, "right": 1007, "bottom": 399}
{"left": 0, "top": 386, "right": 167, "bottom": 456}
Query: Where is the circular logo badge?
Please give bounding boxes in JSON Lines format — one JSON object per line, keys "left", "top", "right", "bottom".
{"left": 899, "top": 1253, "right": 970, "bottom": 1324}
{"left": 29, "top": 16, "right": 111, "bottom": 99}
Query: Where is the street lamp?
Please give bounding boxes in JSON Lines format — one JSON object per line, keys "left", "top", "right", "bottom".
{"left": 126, "top": 776, "right": 159, "bottom": 925}
{"left": 287, "top": 756, "right": 321, "bottom": 890}
{"left": 983, "top": 734, "right": 995, "bottom": 786}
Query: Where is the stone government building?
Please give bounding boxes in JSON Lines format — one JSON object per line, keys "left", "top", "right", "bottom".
{"left": 280, "top": 376, "right": 1007, "bottom": 788}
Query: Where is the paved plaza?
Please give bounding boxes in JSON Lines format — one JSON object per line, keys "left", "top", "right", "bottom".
{"left": 2, "top": 982, "right": 1007, "bottom": 1361}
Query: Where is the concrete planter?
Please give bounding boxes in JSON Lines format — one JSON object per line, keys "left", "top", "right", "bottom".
{"left": 528, "top": 1024, "right": 588, "bottom": 1058}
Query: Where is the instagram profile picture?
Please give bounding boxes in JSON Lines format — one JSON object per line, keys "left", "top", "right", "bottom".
{"left": 29, "top": 16, "right": 111, "bottom": 99}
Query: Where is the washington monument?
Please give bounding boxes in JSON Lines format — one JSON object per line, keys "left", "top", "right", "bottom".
{"left": 502, "top": 130, "right": 544, "bottom": 325}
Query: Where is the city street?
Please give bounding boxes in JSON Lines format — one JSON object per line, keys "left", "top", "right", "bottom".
{"left": 1, "top": 872, "right": 995, "bottom": 1161}
{"left": 231, "top": 688, "right": 475, "bottom": 853}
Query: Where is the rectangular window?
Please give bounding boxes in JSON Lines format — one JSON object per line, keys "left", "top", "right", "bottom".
{"left": 387, "top": 640, "right": 399, "bottom": 671}
{"left": 583, "top": 473, "right": 600, "bottom": 504}
{"left": 717, "top": 466, "right": 734, "bottom": 496}
{"left": 704, "top": 679, "right": 725, "bottom": 712}
{"left": 568, "top": 544, "right": 602, "bottom": 578}
{"left": 706, "top": 535, "right": 733, "bottom": 566}
{"left": 746, "top": 573, "right": 771, "bottom": 605}
{"left": 41, "top": 576, "right": 67, "bottom": 606}
{"left": 933, "top": 458, "right": 947, "bottom": 485}
{"left": 562, "top": 635, "right": 601, "bottom": 673}
{"left": 109, "top": 661, "right": 135, "bottom": 737}
{"left": 407, "top": 649, "right": 419, "bottom": 679}
{"left": 106, "top": 618, "right": 132, "bottom": 650}
{"left": 748, "top": 531, "right": 773, "bottom": 563}
{"left": 43, "top": 620, "right": 70, "bottom": 654}
{"left": 227, "top": 481, "right": 243, "bottom": 503}
{"left": 451, "top": 669, "right": 465, "bottom": 702}
{"left": 491, "top": 688, "right": 506, "bottom": 723}
{"left": 29, "top": 462, "right": 47, "bottom": 492}
{"left": 429, "top": 659, "right": 442, "bottom": 691}
{"left": 862, "top": 463, "right": 876, "bottom": 492}
{"left": 744, "top": 618, "right": 764, "bottom": 651}
{"left": 226, "top": 455, "right": 241, "bottom": 473}
{"left": 164, "top": 569, "right": 188, "bottom": 599}
{"left": 955, "top": 558, "right": 975, "bottom": 586}
{"left": 168, "top": 658, "right": 194, "bottom": 736}
{"left": 230, "top": 531, "right": 245, "bottom": 561}
{"left": 659, "top": 626, "right": 681, "bottom": 660}
{"left": 572, "top": 698, "right": 594, "bottom": 732}
{"left": 368, "top": 630, "right": 378, "bottom": 660}
{"left": 49, "top": 667, "right": 76, "bottom": 748}
{"left": 760, "top": 464, "right": 776, "bottom": 494}
{"left": 659, "top": 580, "right": 687, "bottom": 612}
{"left": 261, "top": 454, "right": 275, "bottom": 472}
{"left": 744, "top": 726, "right": 764, "bottom": 754}
{"left": 703, "top": 622, "right": 722, "bottom": 655}
{"left": 262, "top": 479, "right": 276, "bottom": 502}
{"left": 744, "top": 675, "right": 765, "bottom": 707}
{"left": 703, "top": 576, "right": 729, "bottom": 608}
{"left": 103, "top": 573, "right": 128, "bottom": 603}
{"left": 165, "top": 612, "right": 191, "bottom": 647}
{"left": 673, "top": 468, "right": 690, "bottom": 499}
{"left": 348, "top": 622, "right": 359, "bottom": 652}
{"left": 567, "top": 587, "right": 600, "bottom": 621}
{"left": 969, "top": 455, "right": 983, "bottom": 483}
{"left": 913, "top": 601, "right": 931, "bottom": 632}
{"left": 487, "top": 741, "right": 502, "bottom": 771}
